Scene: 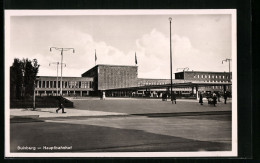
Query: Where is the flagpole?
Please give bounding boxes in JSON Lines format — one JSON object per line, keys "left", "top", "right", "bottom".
{"left": 95, "top": 49, "right": 96, "bottom": 66}
{"left": 135, "top": 52, "right": 137, "bottom": 66}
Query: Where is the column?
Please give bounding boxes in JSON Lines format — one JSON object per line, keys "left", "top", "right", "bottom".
{"left": 80, "top": 91, "right": 82, "bottom": 97}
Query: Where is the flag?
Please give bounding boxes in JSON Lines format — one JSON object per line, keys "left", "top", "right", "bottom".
{"left": 95, "top": 49, "right": 97, "bottom": 62}
{"left": 135, "top": 52, "right": 137, "bottom": 65}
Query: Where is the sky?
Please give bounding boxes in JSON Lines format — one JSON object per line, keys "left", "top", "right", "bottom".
{"left": 6, "top": 10, "right": 234, "bottom": 79}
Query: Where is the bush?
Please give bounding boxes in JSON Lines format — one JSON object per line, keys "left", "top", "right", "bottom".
{"left": 10, "top": 96, "right": 73, "bottom": 108}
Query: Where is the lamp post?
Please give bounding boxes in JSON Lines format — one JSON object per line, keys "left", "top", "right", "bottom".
{"left": 222, "top": 58, "right": 232, "bottom": 82}
{"left": 33, "top": 80, "right": 36, "bottom": 110}
{"left": 169, "top": 17, "right": 173, "bottom": 104}
{"left": 21, "top": 69, "right": 25, "bottom": 98}
{"left": 49, "top": 62, "right": 66, "bottom": 96}
{"left": 50, "top": 47, "right": 74, "bottom": 96}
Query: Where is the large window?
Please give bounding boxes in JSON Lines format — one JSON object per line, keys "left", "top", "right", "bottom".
{"left": 39, "top": 81, "right": 42, "bottom": 88}
{"left": 46, "top": 81, "right": 49, "bottom": 88}
{"left": 42, "top": 81, "right": 45, "bottom": 88}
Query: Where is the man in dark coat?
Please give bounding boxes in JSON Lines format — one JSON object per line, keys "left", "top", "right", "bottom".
{"left": 56, "top": 95, "right": 66, "bottom": 113}
{"left": 171, "top": 92, "right": 176, "bottom": 104}
{"left": 212, "top": 93, "right": 217, "bottom": 107}
{"left": 224, "top": 91, "right": 228, "bottom": 104}
{"left": 199, "top": 92, "right": 203, "bottom": 105}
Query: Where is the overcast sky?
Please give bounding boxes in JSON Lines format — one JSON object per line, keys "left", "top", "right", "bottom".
{"left": 6, "top": 10, "right": 234, "bottom": 79}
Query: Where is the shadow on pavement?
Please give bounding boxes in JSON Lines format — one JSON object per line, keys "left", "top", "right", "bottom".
{"left": 11, "top": 121, "right": 231, "bottom": 152}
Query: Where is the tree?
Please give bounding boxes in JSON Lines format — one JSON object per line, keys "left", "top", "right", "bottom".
{"left": 10, "top": 58, "right": 40, "bottom": 99}
{"left": 10, "top": 58, "right": 23, "bottom": 99}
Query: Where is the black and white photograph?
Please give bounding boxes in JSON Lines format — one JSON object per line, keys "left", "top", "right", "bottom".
{"left": 4, "top": 9, "right": 237, "bottom": 157}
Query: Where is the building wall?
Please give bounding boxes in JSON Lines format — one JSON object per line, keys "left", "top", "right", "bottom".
{"left": 98, "top": 65, "right": 138, "bottom": 90}
{"left": 183, "top": 71, "right": 232, "bottom": 83}
{"left": 175, "top": 71, "right": 232, "bottom": 82}
{"left": 81, "top": 66, "right": 98, "bottom": 91}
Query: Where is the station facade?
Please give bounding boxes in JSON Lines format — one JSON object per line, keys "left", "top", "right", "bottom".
{"left": 35, "top": 64, "right": 232, "bottom": 97}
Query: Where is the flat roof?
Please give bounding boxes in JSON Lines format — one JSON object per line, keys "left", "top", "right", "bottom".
{"left": 175, "top": 71, "right": 232, "bottom": 74}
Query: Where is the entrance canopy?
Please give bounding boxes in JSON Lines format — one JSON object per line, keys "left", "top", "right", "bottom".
{"left": 104, "top": 82, "right": 232, "bottom": 91}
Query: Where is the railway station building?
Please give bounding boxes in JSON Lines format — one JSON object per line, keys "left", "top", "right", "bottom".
{"left": 35, "top": 64, "right": 232, "bottom": 97}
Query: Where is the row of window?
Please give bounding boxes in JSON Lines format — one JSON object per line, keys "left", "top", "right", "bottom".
{"left": 194, "top": 74, "right": 231, "bottom": 79}
{"left": 37, "top": 80, "right": 93, "bottom": 89}
{"left": 138, "top": 80, "right": 230, "bottom": 86}
{"left": 138, "top": 82, "right": 169, "bottom": 86}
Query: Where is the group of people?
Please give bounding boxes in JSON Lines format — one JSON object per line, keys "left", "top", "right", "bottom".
{"left": 199, "top": 91, "right": 228, "bottom": 106}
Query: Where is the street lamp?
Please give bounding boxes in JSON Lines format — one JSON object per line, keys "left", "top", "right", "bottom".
{"left": 21, "top": 69, "right": 25, "bottom": 98}
{"left": 50, "top": 47, "right": 74, "bottom": 96}
{"left": 222, "top": 58, "right": 232, "bottom": 82}
{"left": 49, "top": 62, "right": 66, "bottom": 96}
{"left": 33, "top": 80, "right": 36, "bottom": 110}
{"left": 169, "top": 17, "right": 173, "bottom": 104}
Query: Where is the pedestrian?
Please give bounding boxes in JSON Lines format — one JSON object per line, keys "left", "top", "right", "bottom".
{"left": 199, "top": 92, "right": 203, "bottom": 105}
{"left": 102, "top": 91, "right": 106, "bottom": 100}
{"left": 217, "top": 92, "right": 221, "bottom": 102}
{"left": 171, "top": 92, "right": 176, "bottom": 104}
{"left": 224, "top": 91, "right": 228, "bottom": 104}
{"left": 212, "top": 93, "right": 217, "bottom": 107}
{"left": 162, "top": 93, "right": 166, "bottom": 101}
{"left": 56, "top": 95, "right": 66, "bottom": 113}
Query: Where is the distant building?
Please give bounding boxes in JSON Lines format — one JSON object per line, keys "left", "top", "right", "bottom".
{"left": 175, "top": 71, "right": 232, "bottom": 93}
{"left": 35, "top": 76, "right": 93, "bottom": 96}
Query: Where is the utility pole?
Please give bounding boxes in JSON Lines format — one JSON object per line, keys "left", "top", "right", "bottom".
{"left": 169, "top": 17, "right": 173, "bottom": 104}
{"left": 222, "top": 58, "right": 232, "bottom": 82}
{"left": 33, "top": 77, "right": 39, "bottom": 110}
{"left": 50, "top": 47, "right": 75, "bottom": 96}
{"left": 49, "top": 62, "right": 66, "bottom": 96}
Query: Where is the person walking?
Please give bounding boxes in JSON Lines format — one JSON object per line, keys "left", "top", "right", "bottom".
{"left": 224, "top": 91, "right": 228, "bottom": 104}
{"left": 199, "top": 92, "right": 203, "bottom": 105}
{"left": 217, "top": 92, "right": 221, "bottom": 102}
{"left": 56, "top": 95, "right": 66, "bottom": 113}
{"left": 171, "top": 92, "right": 176, "bottom": 104}
{"left": 212, "top": 93, "right": 217, "bottom": 107}
{"left": 102, "top": 91, "right": 106, "bottom": 100}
